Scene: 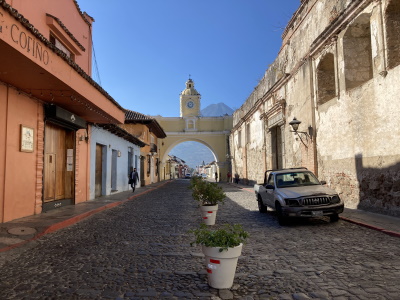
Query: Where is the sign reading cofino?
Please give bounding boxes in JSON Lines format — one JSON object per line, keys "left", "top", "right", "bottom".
{"left": 10, "top": 24, "right": 49, "bottom": 65}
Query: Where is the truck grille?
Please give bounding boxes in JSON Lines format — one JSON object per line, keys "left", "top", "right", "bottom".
{"left": 302, "top": 196, "right": 331, "bottom": 206}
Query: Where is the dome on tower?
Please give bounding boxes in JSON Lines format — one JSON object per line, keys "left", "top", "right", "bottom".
{"left": 181, "top": 78, "right": 200, "bottom": 96}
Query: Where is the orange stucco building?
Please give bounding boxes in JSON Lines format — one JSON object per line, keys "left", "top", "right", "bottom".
{"left": 0, "top": 0, "right": 125, "bottom": 222}
{"left": 122, "top": 110, "right": 166, "bottom": 186}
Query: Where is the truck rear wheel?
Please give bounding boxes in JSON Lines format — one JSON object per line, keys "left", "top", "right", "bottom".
{"left": 257, "top": 196, "right": 267, "bottom": 213}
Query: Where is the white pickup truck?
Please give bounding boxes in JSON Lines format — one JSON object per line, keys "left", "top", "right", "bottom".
{"left": 254, "top": 168, "right": 344, "bottom": 225}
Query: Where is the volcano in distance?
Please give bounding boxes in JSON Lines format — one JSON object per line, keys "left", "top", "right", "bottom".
{"left": 200, "top": 102, "right": 234, "bottom": 117}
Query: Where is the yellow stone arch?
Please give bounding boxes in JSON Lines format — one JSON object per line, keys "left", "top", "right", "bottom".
{"left": 154, "top": 116, "right": 233, "bottom": 181}
{"left": 153, "top": 78, "right": 233, "bottom": 181}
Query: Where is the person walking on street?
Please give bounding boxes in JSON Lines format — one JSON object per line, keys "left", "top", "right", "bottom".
{"left": 129, "top": 167, "right": 139, "bottom": 192}
{"left": 227, "top": 171, "right": 231, "bottom": 183}
{"left": 215, "top": 172, "right": 218, "bottom": 183}
{"left": 234, "top": 173, "right": 240, "bottom": 184}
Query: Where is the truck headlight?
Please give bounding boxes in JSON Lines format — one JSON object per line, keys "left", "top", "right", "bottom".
{"left": 284, "top": 199, "right": 299, "bottom": 206}
{"left": 331, "top": 195, "right": 340, "bottom": 204}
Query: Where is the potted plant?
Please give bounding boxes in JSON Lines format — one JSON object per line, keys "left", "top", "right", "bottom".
{"left": 189, "top": 223, "right": 249, "bottom": 289}
{"left": 189, "top": 177, "right": 226, "bottom": 225}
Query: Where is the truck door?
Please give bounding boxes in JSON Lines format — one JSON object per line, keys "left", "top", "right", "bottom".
{"left": 265, "top": 173, "right": 275, "bottom": 207}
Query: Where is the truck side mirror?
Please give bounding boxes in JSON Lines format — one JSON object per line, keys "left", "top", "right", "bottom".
{"left": 266, "top": 184, "right": 275, "bottom": 190}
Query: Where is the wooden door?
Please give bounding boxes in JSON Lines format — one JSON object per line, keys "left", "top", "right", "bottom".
{"left": 95, "top": 144, "right": 103, "bottom": 197}
{"left": 111, "top": 149, "right": 117, "bottom": 191}
{"left": 44, "top": 123, "right": 74, "bottom": 203}
{"left": 44, "top": 153, "right": 56, "bottom": 201}
{"left": 55, "top": 128, "right": 66, "bottom": 200}
{"left": 271, "top": 126, "right": 283, "bottom": 170}
{"left": 140, "top": 156, "right": 145, "bottom": 187}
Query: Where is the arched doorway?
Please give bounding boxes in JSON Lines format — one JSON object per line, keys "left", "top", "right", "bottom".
{"left": 158, "top": 135, "right": 230, "bottom": 182}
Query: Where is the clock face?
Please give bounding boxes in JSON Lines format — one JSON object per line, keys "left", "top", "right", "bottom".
{"left": 187, "top": 101, "right": 194, "bottom": 108}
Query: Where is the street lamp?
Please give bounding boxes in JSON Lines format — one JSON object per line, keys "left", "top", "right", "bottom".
{"left": 289, "top": 117, "right": 301, "bottom": 132}
{"left": 289, "top": 117, "right": 312, "bottom": 146}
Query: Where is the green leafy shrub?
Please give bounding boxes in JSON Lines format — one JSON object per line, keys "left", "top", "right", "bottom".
{"left": 189, "top": 178, "right": 226, "bottom": 206}
{"left": 189, "top": 176, "right": 203, "bottom": 189}
{"left": 189, "top": 223, "right": 249, "bottom": 252}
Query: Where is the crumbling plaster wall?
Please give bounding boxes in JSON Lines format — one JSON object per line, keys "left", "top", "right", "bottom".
{"left": 231, "top": 123, "right": 245, "bottom": 180}
{"left": 232, "top": 0, "right": 400, "bottom": 216}
{"left": 284, "top": 62, "right": 314, "bottom": 172}
{"left": 244, "top": 110, "right": 264, "bottom": 184}
{"left": 233, "top": 0, "right": 349, "bottom": 126}
{"left": 315, "top": 1, "right": 400, "bottom": 217}
{"left": 317, "top": 65, "right": 400, "bottom": 217}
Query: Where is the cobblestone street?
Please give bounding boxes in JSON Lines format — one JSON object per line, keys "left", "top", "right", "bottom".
{"left": 0, "top": 180, "right": 399, "bottom": 300}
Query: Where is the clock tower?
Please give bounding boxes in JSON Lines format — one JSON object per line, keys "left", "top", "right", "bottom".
{"left": 180, "top": 78, "right": 201, "bottom": 117}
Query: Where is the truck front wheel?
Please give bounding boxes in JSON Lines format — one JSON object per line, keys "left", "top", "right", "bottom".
{"left": 276, "top": 202, "right": 289, "bottom": 226}
{"left": 330, "top": 213, "right": 339, "bottom": 222}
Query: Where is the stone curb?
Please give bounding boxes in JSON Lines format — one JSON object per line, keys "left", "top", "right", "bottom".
{"left": 339, "top": 216, "right": 400, "bottom": 238}
{"left": 0, "top": 181, "right": 172, "bottom": 253}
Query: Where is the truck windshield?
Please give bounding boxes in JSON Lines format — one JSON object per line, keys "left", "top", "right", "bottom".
{"left": 276, "top": 171, "right": 320, "bottom": 188}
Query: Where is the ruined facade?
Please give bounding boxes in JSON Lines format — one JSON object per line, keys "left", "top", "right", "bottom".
{"left": 230, "top": 0, "right": 400, "bottom": 217}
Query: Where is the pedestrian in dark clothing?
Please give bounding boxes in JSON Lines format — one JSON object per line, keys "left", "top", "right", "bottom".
{"left": 129, "top": 167, "right": 139, "bottom": 192}
{"left": 234, "top": 173, "right": 240, "bottom": 184}
{"left": 215, "top": 172, "right": 218, "bottom": 182}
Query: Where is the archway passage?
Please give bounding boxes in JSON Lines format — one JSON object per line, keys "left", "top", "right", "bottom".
{"left": 166, "top": 140, "right": 217, "bottom": 179}
{"left": 169, "top": 141, "right": 215, "bottom": 168}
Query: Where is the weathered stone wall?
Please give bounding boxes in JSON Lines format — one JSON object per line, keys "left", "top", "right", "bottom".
{"left": 244, "top": 110, "right": 264, "bottom": 184}
{"left": 231, "top": 124, "right": 245, "bottom": 181}
{"left": 231, "top": 0, "right": 400, "bottom": 216}
{"left": 317, "top": 59, "right": 400, "bottom": 217}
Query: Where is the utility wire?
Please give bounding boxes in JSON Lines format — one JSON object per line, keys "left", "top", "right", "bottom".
{"left": 92, "top": 40, "right": 102, "bottom": 86}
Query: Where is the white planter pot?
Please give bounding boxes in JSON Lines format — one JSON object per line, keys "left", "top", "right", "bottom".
{"left": 199, "top": 204, "right": 218, "bottom": 225}
{"left": 202, "top": 243, "right": 243, "bottom": 289}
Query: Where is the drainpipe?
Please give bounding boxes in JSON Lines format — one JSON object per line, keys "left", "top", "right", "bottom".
{"left": 244, "top": 124, "right": 248, "bottom": 182}
{"left": 378, "top": 0, "right": 388, "bottom": 74}
{"left": 334, "top": 35, "right": 340, "bottom": 101}
{"left": 1, "top": 85, "right": 9, "bottom": 223}
{"left": 86, "top": 125, "right": 91, "bottom": 201}
{"left": 309, "top": 57, "right": 318, "bottom": 176}
{"left": 263, "top": 113, "right": 267, "bottom": 171}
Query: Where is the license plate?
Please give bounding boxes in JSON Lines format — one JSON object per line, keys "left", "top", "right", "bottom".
{"left": 312, "top": 211, "right": 323, "bottom": 217}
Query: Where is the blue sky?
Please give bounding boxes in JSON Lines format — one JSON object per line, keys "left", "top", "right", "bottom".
{"left": 78, "top": 0, "right": 300, "bottom": 117}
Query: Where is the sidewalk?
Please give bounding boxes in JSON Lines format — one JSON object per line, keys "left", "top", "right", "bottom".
{"left": 227, "top": 181, "right": 400, "bottom": 238}
{"left": 0, "top": 181, "right": 171, "bottom": 253}
{"left": 1, "top": 180, "right": 399, "bottom": 253}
